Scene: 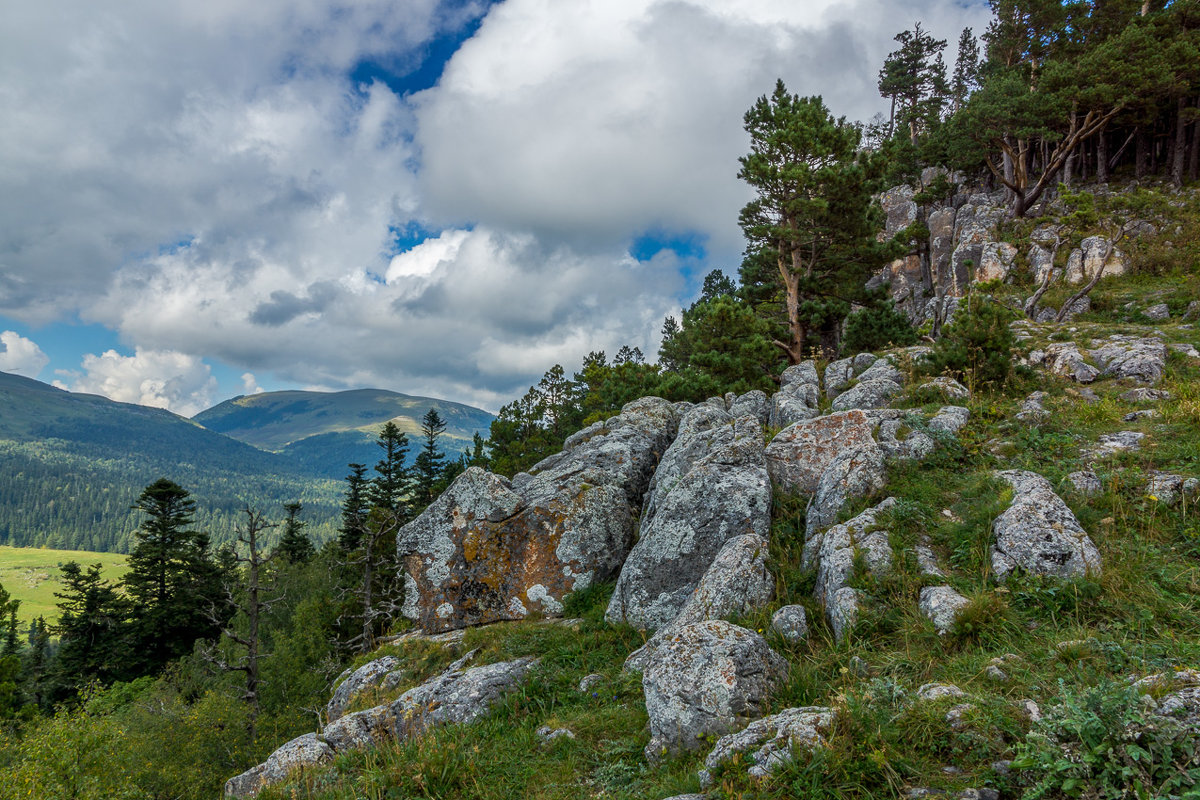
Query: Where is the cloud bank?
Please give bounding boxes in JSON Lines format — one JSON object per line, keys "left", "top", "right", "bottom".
{"left": 0, "top": 0, "right": 991, "bottom": 413}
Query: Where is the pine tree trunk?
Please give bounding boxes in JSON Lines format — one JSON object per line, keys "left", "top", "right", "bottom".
{"left": 1135, "top": 128, "right": 1148, "bottom": 179}
{"left": 1190, "top": 103, "right": 1200, "bottom": 182}
{"left": 1097, "top": 128, "right": 1109, "bottom": 183}
{"left": 1173, "top": 96, "right": 1187, "bottom": 187}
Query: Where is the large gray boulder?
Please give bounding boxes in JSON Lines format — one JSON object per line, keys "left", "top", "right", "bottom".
{"left": 640, "top": 403, "right": 734, "bottom": 527}
{"left": 991, "top": 470, "right": 1102, "bottom": 581}
{"left": 700, "top": 706, "right": 834, "bottom": 783}
{"left": 831, "top": 379, "right": 902, "bottom": 411}
{"left": 398, "top": 397, "right": 677, "bottom": 632}
{"left": 642, "top": 620, "right": 788, "bottom": 762}
{"left": 1065, "top": 236, "right": 1126, "bottom": 284}
{"left": 624, "top": 533, "right": 774, "bottom": 671}
{"left": 765, "top": 410, "right": 876, "bottom": 494}
{"left": 327, "top": 656, "right": 401, "bottom": 722}
{"left": 770, "top": 381, "right": 821, "bottom": 429}
{"left": 804, "top": 443, "right": 887, "bottom": 539}
{"left": 225, "top": 734, "right": 334, "bottom": 797}
{"left": 729, "top": 390, "right": 770, "bottom": 426}
{"left": 1033, "top": 344, "right": 1099, "bottom": 383}
{"left": 607, "top": 415, "right": 770, "bottom": 630}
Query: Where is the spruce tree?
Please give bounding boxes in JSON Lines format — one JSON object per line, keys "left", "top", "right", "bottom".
{"left": 368, "top": 422, "right": 411, "bottom": 519}
{"left": 338, "top": 464, "right": 369, "bottom": 552}
{"left": 275, "top": 502, "right": 315, "bottom": 565}
{"left": 124, "top": 479, "right": 224, "bottom": 674}
{"left": 413, "top": 409, "right": 447, "bottom": 509}
{"left": 53, "top": 562, "right": 132, "bottom": 696}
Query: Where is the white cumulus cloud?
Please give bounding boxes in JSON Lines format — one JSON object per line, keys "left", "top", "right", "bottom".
{"left": 0, "top": 331, "right": 50, "bottom": 378}
{"left": 55, "top": 348, "right": 219, "bottom": 416}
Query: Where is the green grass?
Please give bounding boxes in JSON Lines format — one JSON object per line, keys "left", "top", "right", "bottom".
{"left": 0, "top": 545, "right": 128, "bottom": 624}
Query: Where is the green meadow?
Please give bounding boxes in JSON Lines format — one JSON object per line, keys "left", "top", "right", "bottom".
{"left": 0, "top": 545, "right": 128, "bottom": 625}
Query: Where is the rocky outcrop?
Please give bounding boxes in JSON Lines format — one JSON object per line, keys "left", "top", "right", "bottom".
{"left": 804, "top": 497, "right": 896, "bottom": 640}
{"left": 607, "top": 410, "right": 770, "bottom": 630}
{"left": 642, "top": 620, "right": 788, "bottom": 762}
{"left": 804, "top": 445, "right": 887, "bottom": 540}
{"left": 991, "top": 470, "right": 1102, "bottom": 581}
{"left": 398, "top": 397, "right": 677, "bottom": 632}
{"left": 770, "top": 361, "right": 821, "bottom": 429}
{"left": 699, "top": 706, "right": 834, "bottom": 783}
{"left": 765, "top": 410, "right": 876, "bottom": 495}
{"left": 225, "top": 734, "right": 333, "bottom": 798}
{"left": 1064, "top": 235, "right": 1126, "bottom": 284}
{"left": 327, "top": 656, "right": 401, "bottom": 722}
{"left": 1032, "top": 344, "right": 1099, "bottom": 383}
{"left": 1088, "top": 335, "right": 1167, "bottom": 385}
{"left": 977, "top": 241, "right": 1018, "bottom": 283}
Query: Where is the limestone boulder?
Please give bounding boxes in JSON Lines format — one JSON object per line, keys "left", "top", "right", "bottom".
{"left": 804, "top": 443, "right": 887, "bottom": 539}
{"left": 977, "top": 241, "right": 1018, "bottom": 283}
{"left": 1088, "top": 335, "right": 1167, "bottom": 385}
{"left": 607, "top": 416, "right": 770, "bottom": 630}
{"left": 642, "top": 620, "right": 788, "bottom": 762}
{"left": 1037, "top": 343, "right": 1100, "bottom": 383}
{"left": 917, "top": 377, "right": 970, "bottom": 402}
{"left": 769, "top": 380, "right": 821, "bottom": 429}
{"left": 919, "top": 586, "right": 970, "bottom": 635}
{"left": 991, "top": 470, "right": 1102, "bottom": 581}
{"left": 225, "top": 734, "right": 334, "bottom": 797}
{"left": 729, "top": 390, "right": 770, "bottom": 426}
{"left": 700, "top": 706, "right": 834, "bottom": 783}
{"left": 765, "top": 410, "right": 876, "bottom": 495}
{"left": 1065, "top": 236, "right": 1126, "bottom": 284}
{"left": 831, "top": 379, "right": 902, "bottom": 412}
{"left": 327, "top": 656, "right": 401, "bottom": 722}
{"left": 398, "top": 397, "right": 677, "bottom": 633}
{"left": 770, "top": 605, "right": 809, "bottom": 642}
{"left": 805, "top": 497, "right": 895, "bottom": 638}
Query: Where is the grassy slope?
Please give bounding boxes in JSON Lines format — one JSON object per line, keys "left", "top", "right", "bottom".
{"left": 253, "top": 259, "right": 1200, "bottom": 799}
{"left": 0, "top": 545, "right": 127, "bottom": 624}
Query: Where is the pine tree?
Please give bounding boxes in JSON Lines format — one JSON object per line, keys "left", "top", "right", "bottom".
{"left": 878, "top": 23, "right": 949, "bottom": 145}
{"left": 413, "top": 409, "right": 447, "bottom": 509}
{"left": 368, "top": 422, "right": 411, "bottom": 519}
{"left": 338, "top": 464, "right": 369, "bottom": 552}
{"left": 275, "top": 502, "right": 315, "bottom": 565}
{"left": 950, "top": 27, "right": 981, "bottom": 112}
{"left": 124, "top": 479, "right": 224, "bottom": 674}
{"left": 737, "top": 81, "right": 892, "bottom": 363}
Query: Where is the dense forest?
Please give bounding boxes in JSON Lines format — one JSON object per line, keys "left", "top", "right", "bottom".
{"left": 0, "top": 2, "right": 1197, "bottom": 797}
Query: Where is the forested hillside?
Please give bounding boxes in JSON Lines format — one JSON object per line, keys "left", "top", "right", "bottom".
{"left": 0, "top": 371, "right": 342, "bottom": 551}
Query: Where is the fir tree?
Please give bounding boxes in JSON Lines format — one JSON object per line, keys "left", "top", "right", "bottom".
{"left": 275, "top": 502, "right": 315, "bottom": 565}
{"left": 413, "top": 410, "right": 448, "bottom": 509}
{"left": 338, "top": 464, "right": 369, "bottom": 552}
{"left": 368, "top": 422, "right": 411, "bottom": 519}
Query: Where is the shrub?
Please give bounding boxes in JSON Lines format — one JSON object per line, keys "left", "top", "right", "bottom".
{"left": 842, "top": 301, "right": 918, "bottom": 355}
{"left": 925, "top": 295, "right": 1017, "bottom": 391}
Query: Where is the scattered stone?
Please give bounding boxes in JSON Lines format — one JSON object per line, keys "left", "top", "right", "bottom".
{"left": 765, "top": 410, "right": 877, "bottom": 495}
{"left": 1066, "top": 386, "right": 1100, "bottom": 404}
{"left": 824, "top": 354, "right": 877, "bottom": 400}
{"left": 781, "top": 361, "right": 820, "bottom": 388}
{"left": 770, "top": 605, "right": 809, "bottom": 643}
{"left": 1016, "top": 391, "right": 1051, "bottom": 424}
{"left": 1066, "top": 470, "right": 1102, "bottom": 496}
{"left": 700, "top": 706, "right": 834, "bottom": 781}
{"left": 1143, "top": 303, "right": 1170, "bottom": 321}
{"left": 992, "top": 760, "right": 1013, "bottom": 777}
{"left": 327, "top": 656, "right": 401, "bottom": 723}
{"left": 873, "top": 411, "right": 937, "bottom": 461}
{"left": 929, "top": 406, "right": 971, "bottom": 436}
{"left": 945, "top": 703, "right": 975, "bottom": 730}
{"left": 1169, "top": 342, "right": 1200, "bottom": 359}
{"left": 1132, "top": 669, "right": 1200, "bottom": 692}
{"left": 1020, "top": 699, "right": 1043, "bottom": 722}
{"left": 914, "top": 543, "right": 946, "bottom": 577}
{"left": 985, "top": 665, "right": 1009, "bottom": 682}
{"left": 1123, "top": 409, "right": 1160, "bottom": 421}
{"left": 1154, "top": 686, "right": 1200, "bottom": 731}
{"left": 848, "top": 656, "right": 871, "bottom": 677}
{"left": 805, "top": 444, "right": 888, "bottom": 540}
{"left": 1145, "top": 472, "right": 1199, "bottom": 505}
{"left": 1119, "top": 388, "right": 1170, "bottom": 402}
{"left": 1088, "top": 431, "right": 1145, "bottom": 459}
{"left": 917, "top": 683, "right": 966, "bottom": 702}
{"left": 642, "top": 620, "right": 788, "bottom": 762}
{"left": 578, "top": 674, "right": 604, "bottom": 693}
{"left": 919, "top": 586, "right": 970, "bottom": 635}
{"left": 857, "top": 357, "right": 905, "bottom": 386}
{"left": 536, "top": 725, "right": 575, "bottom": 743}
{"left": 977, "top": 241, "right": 1018, "bottom": 282}
{"left": 608, "top": 413, "right": 770, "bottom": 631}
{"left": 917, "top": 377, "right": 971, "bottom": 402}
{"left": 991, "top": 470, "right": 1102, "bottom": 581}
{"left": 1183, "top": 300, "right": 1200, "bottom": 321}
{"left": 1088, "top": 335, "right": 1167, "bottom": 385}
{"left": 225, "top": 733, "right": 333, "bottom": 797}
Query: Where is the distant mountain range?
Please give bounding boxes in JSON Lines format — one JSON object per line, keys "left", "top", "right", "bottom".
{"left": 0, "top": 372, "right": 494, "bottom": 553}
{"left": 194, "top": 388, "right": 494, "bottom": 479}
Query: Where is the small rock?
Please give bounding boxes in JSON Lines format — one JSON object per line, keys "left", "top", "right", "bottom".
{"left": 1183, "top": 300, "right": 1200, "bottom": 321}
{"left": 985, "top": 665, "right": 1008, "bottom": 682}
{"left": 1088, "top": 431, "right": 1145, "bottom": 459}
{"left": 535, "top": 725, "right": 575, "bottom": 742}
{"left": 770, "top": 605, "right": 809, "bottom": 642}
{"left": 928, "top": 406, "right": 970, "bottom": 436}
{"left": 831, "top": 379, "right": 903, "bottom": 411}
{"left": 1143, "top": 303, "right": 1170, "bottom": 321}
{"left": 945, "top": 703, "right": 974, "bottom": 730}
{"left": 1066, "top": 386, "right": 1099, "bottom": 404}
{"left": 701, "top": 705, "right": 834, "bottom": 782}
{"left": 920, "top": 586, "right": 970, "bottom": 635}
{"left": 225, "top": 734, "right": 334, "bottom": 798}
{"left": 1020, "top": 699, "right": 1042, "bottom": 722}
{"left": 1119, "top": 388, "right": 1170, "bottom": 402}
{"left": 1040, "top": 343, "right": 1099, "bottom": 383}
{"left": 848, "top": 656, "right": 871, "bottom": 677}
{"left": 917, "top": 377, "right": 971, "bottom": 402}
{"left": 1066, "top": 470, "right": 1102, "bottom": 496}
{"left": 578, "top": 673, "right": 604, "bottom": 693}
{"left": 1015, "top": 391, "right": 1049, "bottom": 422}
{"left": 1146, "top": 472, "right": 1198, "bottom": 505}
{"left": 992, "top": 760, "right": 1013, "bottom": 777}
{"left": 1169, "top": 342, "right": 1200, "bottom": 359}
{"left": 917, "top": 683, "right": 967, "bottom": 702}
{"left": 326, "top": 656, "right": 402, "bottom": 723}
{"left": 1088, "top": 334, "right": 1167, "bottom": 385}
{"left": 1123, "top": 409, "right": 1160, "bottom": 421}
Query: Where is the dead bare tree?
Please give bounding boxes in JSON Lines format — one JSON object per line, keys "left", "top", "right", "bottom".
{"left": 205, "top": 506, "right": 282, "bottom": 741}
{"left": 337, "top": 508, "right": 405, "bottom": 655}
{"left": 1054, "top": 219, "right": 1139, "bottom": 323}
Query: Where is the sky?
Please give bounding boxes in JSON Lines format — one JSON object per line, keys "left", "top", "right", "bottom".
{"left": 0, "top": 0, "right": 992, "bottom": 416}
